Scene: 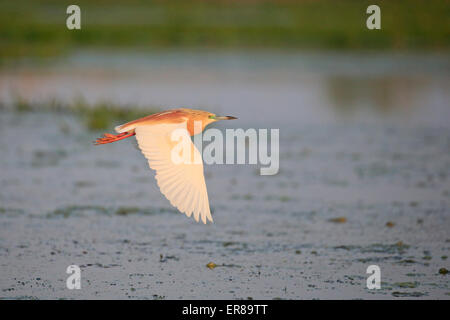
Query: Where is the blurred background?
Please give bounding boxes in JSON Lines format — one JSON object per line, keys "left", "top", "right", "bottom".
{"left": 0, "top": 0, "right": 449, "bottom": 299}
{"left": 1, "top": 0, "right": 449, "bottom": 127}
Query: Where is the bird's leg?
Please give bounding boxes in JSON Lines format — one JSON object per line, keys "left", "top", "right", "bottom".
{"left": 94, "top": 131, "right": 136, "bottom": 145}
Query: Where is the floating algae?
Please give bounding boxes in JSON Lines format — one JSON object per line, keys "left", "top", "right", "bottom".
{"left": 438, "top": 268, "right": 448, "bottom": 275}
{"left": 386, "top": 221, "right": 395, "bottom": 228}
{"left": 394, "top": 282, "right": 418, "bottom": 288}
{"left": 328, "top": 217, "right": 347, "bottom": 223}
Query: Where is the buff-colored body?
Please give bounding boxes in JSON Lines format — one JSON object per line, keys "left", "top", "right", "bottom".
{"left": 115, "top": 108, "right": 218, "bottom": 136}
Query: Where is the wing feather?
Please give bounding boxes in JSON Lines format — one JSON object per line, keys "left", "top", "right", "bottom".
{"left": 134, "top": 123, "right": 212, "bottom": 224}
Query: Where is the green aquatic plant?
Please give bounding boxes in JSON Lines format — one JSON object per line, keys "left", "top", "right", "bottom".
{"left": 395, "top": 282, "right": 418, "bottom": 288}
{"left": 5, "top": 95, "right": 160, "bottom": 132}
{"left": 439, "top": 268, "right": 448, "bottom": 275}
{"left": 72, "top": 98, "right": 160, "bottom": 131}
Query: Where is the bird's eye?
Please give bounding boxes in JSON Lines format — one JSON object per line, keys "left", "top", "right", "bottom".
{"left": 209, "top": 115, "right": 215, "bottom": 119}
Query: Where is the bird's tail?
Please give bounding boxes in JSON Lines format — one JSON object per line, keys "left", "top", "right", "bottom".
{"left": 94, "top": 131, "right": 136, "bottom": 145}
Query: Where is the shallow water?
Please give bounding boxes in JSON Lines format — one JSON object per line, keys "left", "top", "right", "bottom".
{"left": 0, "top": 51, "right": 449, "bottom": 299}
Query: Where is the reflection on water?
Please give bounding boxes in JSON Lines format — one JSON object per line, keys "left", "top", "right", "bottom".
{"left": 327, "top": 76, "right": 428, "bottom": 116}
{"left": 1, "top": 50, "right": 449, "bottom": 128}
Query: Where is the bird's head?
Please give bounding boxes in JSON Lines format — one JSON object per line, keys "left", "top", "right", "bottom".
{"left": 183, "top": 109, "right": 237, "bottom": 134}
{"left": 204, "top": 112, "right": 237, "bottom": 129}
{"left": 207, "top": 113, "right": 238, "bottom": 122}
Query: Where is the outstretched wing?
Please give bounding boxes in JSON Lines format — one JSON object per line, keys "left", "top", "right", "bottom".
{"left": 134, "top": 123, "right": 212, "bottom": 224}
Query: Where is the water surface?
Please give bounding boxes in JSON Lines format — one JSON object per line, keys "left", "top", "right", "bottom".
{"left": 0, "top": 51, "right": 449, "bottom": 299}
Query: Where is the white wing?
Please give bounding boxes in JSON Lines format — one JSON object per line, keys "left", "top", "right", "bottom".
{"left": 134, "top": 123, "right": 213, "bottom": 224}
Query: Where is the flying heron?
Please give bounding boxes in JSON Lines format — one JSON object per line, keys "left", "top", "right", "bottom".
{"left": 95, "top": 108, "right": 237, "bottom": 224}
